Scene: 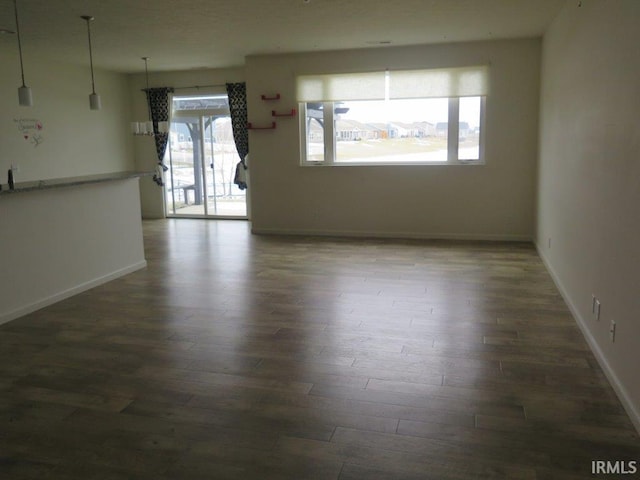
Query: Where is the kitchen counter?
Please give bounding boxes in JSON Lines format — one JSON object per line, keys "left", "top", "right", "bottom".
{"left": 0, "top": 171, "right": 153, "bottom": 196}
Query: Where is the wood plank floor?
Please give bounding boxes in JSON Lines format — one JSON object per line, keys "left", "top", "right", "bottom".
{"left": 1, "top": 219, "right": 639, "bottom": 479}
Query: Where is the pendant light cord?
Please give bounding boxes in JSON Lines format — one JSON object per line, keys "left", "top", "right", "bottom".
{"left": 85, "top": 18, "right": 96, "bottom": 94}
{"left": 144, "top": 57, "right": 150, "bottom": 90}
{"left": 13, "top": 0, "right": 26, "bottom": 87}
{"left": 143, "top": 57, "right": 153, "bottom": 122}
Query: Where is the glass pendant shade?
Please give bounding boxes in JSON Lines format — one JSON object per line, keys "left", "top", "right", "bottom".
{"left": 89, "top": 92, "right": 101, "bottom": 110}
{"left": 18, "top": 85, "right": 32, "bottom": 106}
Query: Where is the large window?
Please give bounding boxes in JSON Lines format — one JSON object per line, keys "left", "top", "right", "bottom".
{"left": 298, "top": 66, "right": 488, "bottom": 166}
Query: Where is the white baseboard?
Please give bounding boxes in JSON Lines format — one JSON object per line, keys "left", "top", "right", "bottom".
{"left": 0, "top": 260, "right": 147, "bottom": 326}
{"left": 251, "top": 227, "right": 532, "bottom": 242}
{"left": 535, "top": 243, "right": 640, "bottom": 435}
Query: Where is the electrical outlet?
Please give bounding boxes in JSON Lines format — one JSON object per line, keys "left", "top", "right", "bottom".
{"left": 609, "top": 320, "right": 616, "bottom": 342}
{"left": 11, "top": 164, "right": 19, "bottom": 173}
{"left": 594, "top": 299, "right": 601, "bottom": 321}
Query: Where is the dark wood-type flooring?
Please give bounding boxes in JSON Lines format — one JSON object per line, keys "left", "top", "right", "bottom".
{"left": 2, "top": 219, "right": 639, "bottom": 479}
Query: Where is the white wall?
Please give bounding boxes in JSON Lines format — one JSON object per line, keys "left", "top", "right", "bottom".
{"left": 0, "top": 46, "right": 146, "bottom": 325}
{"left": 246, "top": 39, "right": 541, "bottom": 240}
{"left": 129, "top": 67, "right": 245, "bottom": 218}
{"left": 537, "top": 0, "right": 640, "bottom": 430}
{"left": 0, "top": 44, "right": 134, "bottom": 182}
{"left": 0, "top": 179, "right": 146, "bottom": 324}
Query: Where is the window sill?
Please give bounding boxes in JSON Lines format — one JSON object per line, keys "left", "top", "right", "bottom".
{"left": 301, "top": 160, "right": 485, "bottom": 167}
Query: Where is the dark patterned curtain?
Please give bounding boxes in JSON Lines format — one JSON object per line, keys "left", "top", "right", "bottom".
{"left": 226, "top": 83, "right": 249, "bottom": 163}
{"left": 146, "top": 87, "right": 174, "bottom": 185}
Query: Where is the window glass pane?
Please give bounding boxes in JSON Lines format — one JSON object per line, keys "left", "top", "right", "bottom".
{"left": 459, "top": 96, "right": 481, "bottom": 160}
{"left": 305, "top": 103, "right": 325, "bottom": 162}
{"left": 165, "top": 116, "right": 203, "bottom": 214}
{"left": 334, "top": 98, "right": 449, "bottom": 162}
{"left": 204, "top": 117, "right": 247, "bottom": 216}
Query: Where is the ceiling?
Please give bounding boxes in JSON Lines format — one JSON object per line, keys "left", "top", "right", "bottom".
{"left": 0, "top": 0, "right": 566, "bottom": 74}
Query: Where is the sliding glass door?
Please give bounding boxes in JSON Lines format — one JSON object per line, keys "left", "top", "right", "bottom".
{"left": 164, "top": 95, "right": 247, "bottom": 218}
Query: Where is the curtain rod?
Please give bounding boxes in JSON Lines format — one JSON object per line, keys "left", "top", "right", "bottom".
{"left": 141, "top": 83, "right": 226, "bottom": 92}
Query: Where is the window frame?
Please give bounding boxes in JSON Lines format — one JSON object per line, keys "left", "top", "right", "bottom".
{"left": 298, "top": 67, "right": 488, "bottom": 167}
{"left": 300, "top": 96, "right": 486, "bottom": 167}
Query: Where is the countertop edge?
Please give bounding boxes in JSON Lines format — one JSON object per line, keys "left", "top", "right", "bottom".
{"left": 0, "top": 171, "right": 155, "bottom": 196}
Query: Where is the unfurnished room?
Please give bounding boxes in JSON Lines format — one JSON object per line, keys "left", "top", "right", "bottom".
{"left": 0, "top": 1, "right": 639, "bottom": 478}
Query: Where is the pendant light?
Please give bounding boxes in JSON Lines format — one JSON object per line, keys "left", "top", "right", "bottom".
{"left": 13, "top": 0, "right": 32, "bottom": 106}
{"left": 131, "top": 57, "right": 168, "bottom": 136}
{"left": 81, "top": 15, "right": 101, "bottom": 110}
